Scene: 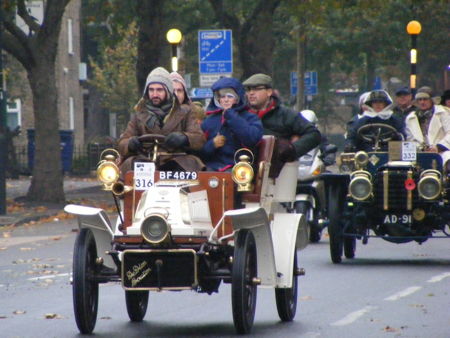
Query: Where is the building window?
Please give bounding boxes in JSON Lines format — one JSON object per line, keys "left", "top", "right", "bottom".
{"left": 69, "top": 97, "right": 74, "bottom": 130}
{"left": 7, "top": 99, "right": 22, "bottom": 129}
{"left": 67, "top": 18, "right": 73, "bottom": 55}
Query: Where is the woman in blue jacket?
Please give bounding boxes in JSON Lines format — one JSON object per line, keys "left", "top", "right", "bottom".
{"left": 201, "top": 77, "right": 263, "bottom": 171}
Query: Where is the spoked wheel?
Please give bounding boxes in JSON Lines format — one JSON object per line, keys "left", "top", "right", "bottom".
{"left": 295, "top": 201, "right": 321, "bottom": 243}
{"left": 232, "top": 230, "right": 258, "bottom": 334}
{"left": 275, "top": 252, "right": 298, "bottom": 321}
{"left": 328, "top": 184, "right": 344, "bottom": 264}
{"left": 73, "top": 228, "right": 99, "bottom": 334}
{"left": 125, "top": 290, "right": 149, "bottom": 322}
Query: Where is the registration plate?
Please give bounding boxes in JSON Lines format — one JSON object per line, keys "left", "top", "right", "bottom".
{"left": 383, "top": 214, "right": 412, "bottom": 224}
{"left": 122, "top": 249, "right": 197, "bottom": 290}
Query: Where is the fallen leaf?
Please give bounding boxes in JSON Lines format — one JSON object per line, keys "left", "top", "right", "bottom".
{"left": 427, "top": 293, "right": 434, "bottom": 297}
{"left": 13, "top": 310, "right": 26, "bottom": 315}
{"left": 0, "top": 247, "right": 7, "bottom": 251}
{"left": 34, "top": 206, "right": 48, "bottom": 212}
{"left": 100, "top": 316, "right": 112, "bottom": 320}
{"left": 300, "top": 295, "right": 313, "bottom": 300}
{"left": 51, "top": 236, "right": 62, "bottom": 241}
{"left": 44, "top": 313, "right": 60, "bottom": 319}
{"left": 383, "top": 326, "right": 398, "bottom": 332}
{"left": 20, "top": 247, "right": 33, "bottom": 251}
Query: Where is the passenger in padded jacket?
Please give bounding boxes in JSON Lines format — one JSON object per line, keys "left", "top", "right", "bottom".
{"left": 200, "top": 77, "right": 263, "bottom": 171}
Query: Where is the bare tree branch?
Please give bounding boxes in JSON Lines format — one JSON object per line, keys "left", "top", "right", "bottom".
{"left": 2, "top": 30, "right": 34, "bottom": 70}
{"left": 17, "top": 0, "right": 41, "bottom": 33}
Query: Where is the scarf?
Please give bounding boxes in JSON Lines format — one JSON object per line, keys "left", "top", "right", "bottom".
{"left": 145, "top": 99, "right": 174, "bottom": 128}
{"left": 248, "top": 98, "right": 276, "bottom": 119}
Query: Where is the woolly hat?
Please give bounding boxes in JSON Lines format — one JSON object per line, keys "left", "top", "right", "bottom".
{"left": 169, "top": 71, "right": 190, "bottom": 103}
{"left": 242, "top": 73, "right": 273, "bottom": 88}
{"left": 143, "top": 67, "right": 173, "bottom": 96}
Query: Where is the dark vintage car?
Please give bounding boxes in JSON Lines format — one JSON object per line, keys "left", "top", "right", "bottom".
{"left": 323, "top": 123, "right": 450, "bottom": 263}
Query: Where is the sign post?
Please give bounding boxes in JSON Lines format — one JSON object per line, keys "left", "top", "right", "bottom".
{"left": 198, "top": 29, "right": 232, "bottom": 87}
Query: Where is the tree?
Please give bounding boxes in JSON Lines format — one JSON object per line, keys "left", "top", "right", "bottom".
{"left": 89, "top": 21, "right": 138, "bottom": 133}
{"left": 2, "top": 0, "right": 71, "bottom": 203}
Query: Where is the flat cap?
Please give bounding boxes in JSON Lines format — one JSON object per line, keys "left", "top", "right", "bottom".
{"left": 395, "top": 87, "right": 411, "bottom": 96}
{"left": 242, "top": 73, "right": 272, "bottom": 88}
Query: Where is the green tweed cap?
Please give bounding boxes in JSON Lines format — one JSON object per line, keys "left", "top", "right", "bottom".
{"left": 242, "top": 73, "right": 273, "bottom": 88}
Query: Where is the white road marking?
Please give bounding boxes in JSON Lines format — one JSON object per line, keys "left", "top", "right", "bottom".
{"left": 28, "top": 273, "right": 70, "bottom": 281}
{"left": 427, "top": 272, "right": 450, "bottom": 283}
{"left": 384, "top": 286, "right": 422, "bottom": 301}
{"left": 330, "top": 306, "right": 377, "bottom": 326}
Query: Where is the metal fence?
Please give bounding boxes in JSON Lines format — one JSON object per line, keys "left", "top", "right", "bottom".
{"left": 11, "top": 143, "right": 114, "bottom": 176}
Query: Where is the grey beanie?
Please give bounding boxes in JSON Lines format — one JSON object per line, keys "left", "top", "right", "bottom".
{"left": 143, "top": 67, "right": 174, "bottom": 96}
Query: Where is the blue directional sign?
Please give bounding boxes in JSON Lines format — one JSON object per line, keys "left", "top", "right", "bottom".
{"left": 191, "top": 88, "right": 213, "bottom": 99}
{"left": 290, "top": 71, "right": 318, "bottom": 96}
{"left": 198, "top": 30, "right": 233, "bottom": 74}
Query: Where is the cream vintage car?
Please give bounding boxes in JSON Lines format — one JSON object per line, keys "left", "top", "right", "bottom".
{"left": 65, "top": 134, "right": 309, "bottom": 334}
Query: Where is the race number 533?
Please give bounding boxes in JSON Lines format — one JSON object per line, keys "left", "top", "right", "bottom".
{"left": 134, "top": 162, "right": 155, "bottom": 190}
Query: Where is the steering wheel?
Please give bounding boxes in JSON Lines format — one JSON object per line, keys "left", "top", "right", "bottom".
{"left": 138, "top": 134, "right": 166, "bottom": 145}
{"left": 357, "top": 123, "right": 400, "bottom": 145}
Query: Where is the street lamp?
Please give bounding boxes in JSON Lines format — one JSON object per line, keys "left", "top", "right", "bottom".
{"left": 406, "top": 20, "right": 422, "bottom": 95}
{"left": 166, "top": 28, "right": 182, "bottom": 72}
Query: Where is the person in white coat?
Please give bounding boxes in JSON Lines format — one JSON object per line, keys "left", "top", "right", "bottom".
{"left": 405, "top": 90, "right": 450, "bottom": 170}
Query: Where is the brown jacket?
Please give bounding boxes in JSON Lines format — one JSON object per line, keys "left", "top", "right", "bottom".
{"left": 118, "top": 102, "right": 205, "bottom": 172}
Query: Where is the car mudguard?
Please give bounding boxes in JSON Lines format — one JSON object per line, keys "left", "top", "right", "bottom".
{"left": 64, "top": 204, "right": 115, "bottom": 268}
{"left": 224, "top": 207, "right": 277, "bottom": 287}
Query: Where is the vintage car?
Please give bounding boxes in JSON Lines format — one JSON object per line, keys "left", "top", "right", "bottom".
{"left": 323, "top": 123, "right": 450, "bottom": 263}
{"left": 65, "top": 134, "right": 309, "bottom": 334}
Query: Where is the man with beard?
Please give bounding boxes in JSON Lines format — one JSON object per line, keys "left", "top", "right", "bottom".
{"left": 118, "top": 67, "right": 205, "bottom": 173}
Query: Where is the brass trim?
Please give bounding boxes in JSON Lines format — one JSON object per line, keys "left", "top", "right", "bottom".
{"left": 407, "top": 170, "right": 413, "bottom": 210}
{"left": 383, "top": 170, "right": 389, "bottom": 210}
{"left": 221, "top": 178, "right": 226, "bottom": 236}
{"left": 121, "top": 249, "right": 198, "bottom": 291}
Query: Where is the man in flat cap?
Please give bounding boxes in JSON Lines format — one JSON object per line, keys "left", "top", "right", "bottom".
{"left": 392, "top": 87, "right": 414, "bottom": 123}
{"left": 405, "top": 87, "right": 450, "bottom": 171}
{"left": 242, "top": 73, "right": 321, "bottom": 174}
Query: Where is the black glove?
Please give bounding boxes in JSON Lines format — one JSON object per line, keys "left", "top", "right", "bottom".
{"left": 164, "top": 132, "right": 188, "bottom": 150}
{"left": 128, "top": 136, "right": 142, "bottom": 153}
{"left": 278, "top": 139, "right": 297, "bottom": 162}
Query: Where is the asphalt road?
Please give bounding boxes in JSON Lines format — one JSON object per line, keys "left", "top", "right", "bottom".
{"left": 1, "top": 217, "right": 449, "bottom": 338}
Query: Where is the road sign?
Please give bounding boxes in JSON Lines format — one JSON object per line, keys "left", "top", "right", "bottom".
{"left": 290, "top": 71, "right": 318, "bottom": 96}
{"left": 198, "top": 30, "right": 233, "bottom": 74}
{"left": 191, "top": 88, "right": 213, "bottom": 99}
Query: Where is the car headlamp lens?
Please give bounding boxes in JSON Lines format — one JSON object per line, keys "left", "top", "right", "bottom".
{"left": 141, "top": 215, "right": 170, "bottom": 244}
{"left": 349, "top": 172, "right": 372, "bottom": 201}
{"left": 418, "top": 175, "right": 441, "bottom": 200}
{"left": 354, "top": 151, "right": 369, "bottom": 168}
{"left": 232, "top": 163, "right": 254, "bottom": 184}
{"left": 97, "top": 162, "right": 119, "bottom": 185}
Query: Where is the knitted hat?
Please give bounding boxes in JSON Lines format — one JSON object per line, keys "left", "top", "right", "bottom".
{"left": 242, "top": 73, "right": 273, "bottom": 88}
{"left": 169, "top": 71, "right": 190, "bottom": 103}
{"left": 143, "top": 67, "right": 173, "bottom": 96}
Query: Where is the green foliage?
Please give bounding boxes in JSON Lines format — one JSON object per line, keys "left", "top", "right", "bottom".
{"left": 89, "top": 21, "right": 139, "bottom": 116}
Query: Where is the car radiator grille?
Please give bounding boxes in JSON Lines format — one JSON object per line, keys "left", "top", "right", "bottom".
{"left": 374, "top": 170, "right": 419, "bottom": 211}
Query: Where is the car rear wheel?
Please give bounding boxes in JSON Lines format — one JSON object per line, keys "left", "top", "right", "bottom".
{"left": 73, "top": 228, "right": 99, "bottom": 334}
{"left": 295, "top": 201, "right": 321, "bottom": 243}
{"left": 344, "top": 236, "right": 356, "bottom": 259}
{"left": 275, "top": 252, "right": 298, "bottom": 321}
{"left": 125, "top": 290, "right": 149, "bottom": 322}
{"left": 328, "top": 184, "right": 344, "bottom": 263}
{"left": 232, "top": 230, "right": 257, "bottom": 334}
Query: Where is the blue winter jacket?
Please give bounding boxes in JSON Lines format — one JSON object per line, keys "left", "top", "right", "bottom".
{"left": 201, "top": 77, "right": 263, "bottom": 171}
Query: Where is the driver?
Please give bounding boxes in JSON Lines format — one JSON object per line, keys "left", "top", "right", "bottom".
{"left": 118, "top": 67, "right": 206, "bottom": 173}
{"left": 345, "top": 90, "right": 404, "bottom": 152}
